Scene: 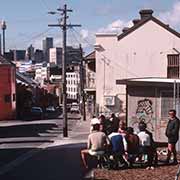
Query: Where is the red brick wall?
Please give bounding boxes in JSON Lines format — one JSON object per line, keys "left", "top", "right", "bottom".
{"left": 0, "top": 64, "right": 16, "bottom": 120}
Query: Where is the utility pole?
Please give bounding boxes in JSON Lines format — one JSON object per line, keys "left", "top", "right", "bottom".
{"left": 79, "top": 44, "right": 86, "bottom": 121}
{"left": 48, "top": 4, "right": 81, "bottom": 137}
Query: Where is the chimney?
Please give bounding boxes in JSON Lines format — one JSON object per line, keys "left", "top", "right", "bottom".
{"left": 139, "top": 9, "right": 153, "bottom": 19}
{"left": 132, "top": 19, "right": 141, "bottom": 25}
{"left": 122, "top": 27, "right": 129, "bottom": 33}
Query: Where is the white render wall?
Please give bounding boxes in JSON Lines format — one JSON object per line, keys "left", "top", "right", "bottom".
{"left": 96, "top": 20, "right": 180, "bottom": 115}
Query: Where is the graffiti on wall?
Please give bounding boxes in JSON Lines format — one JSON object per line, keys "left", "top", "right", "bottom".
{"left": 131, "top": 98, "right": 154, "bottom": 131}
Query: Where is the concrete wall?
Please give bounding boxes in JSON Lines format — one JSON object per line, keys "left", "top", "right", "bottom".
{"left": 127, "top": 85, "right": 176, "bottom": 142}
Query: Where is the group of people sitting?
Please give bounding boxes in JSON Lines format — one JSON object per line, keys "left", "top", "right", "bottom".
{"left": 81, "top": 114, "right": 157, "bottom": 170}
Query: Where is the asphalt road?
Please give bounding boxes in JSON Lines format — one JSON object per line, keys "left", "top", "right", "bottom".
{"left": 0, "top": 115, "right": 81, "bottom": 175}
{"left": 0, "top": 143, "right": 87, "bottom": 180}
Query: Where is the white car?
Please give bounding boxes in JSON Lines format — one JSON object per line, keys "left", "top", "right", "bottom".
{"left": 70, "top": 103, "right": 80, "bottom": 113}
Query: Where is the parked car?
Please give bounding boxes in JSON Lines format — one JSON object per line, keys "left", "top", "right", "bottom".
{"left": 70, "top": 103, "right": 80, "bottom": 113}
{"left": 30, "top": 107, "right": 43, "bottom": 120}
{"left": 45, "top": 106, "right": 58, "bottom": 119}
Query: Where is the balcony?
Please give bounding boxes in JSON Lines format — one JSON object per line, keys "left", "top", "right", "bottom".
{"left": 84, "top": 71, "right": 96, "bottom": 91}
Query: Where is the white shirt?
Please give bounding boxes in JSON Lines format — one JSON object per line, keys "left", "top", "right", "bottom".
{"left": 138, "top": 131, "right": 151, "bottom": 146}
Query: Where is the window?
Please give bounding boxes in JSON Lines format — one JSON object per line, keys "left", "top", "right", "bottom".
{"left": 13, "top": 94, "right": 16, "bottom": 101}
{"left": 167, "top": 54, "right": 180, "bottom": 78}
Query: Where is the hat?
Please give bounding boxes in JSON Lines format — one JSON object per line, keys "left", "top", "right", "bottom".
{"left": 91, "top": 118, "right": 100, "bottom": 125}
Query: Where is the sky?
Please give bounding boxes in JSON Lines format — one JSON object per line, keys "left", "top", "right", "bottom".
{"left": 1, "top": 0, "right": 180, "bottom": 53}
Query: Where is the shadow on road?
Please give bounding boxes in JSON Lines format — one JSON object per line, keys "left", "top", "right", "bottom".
{"left": 0, "top": 123, "right": 59, "bottom": 138}
{"left": 0, "top": 142, "right": 89, "bottom": 180}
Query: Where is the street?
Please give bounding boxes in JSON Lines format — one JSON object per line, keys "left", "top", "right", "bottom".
{"left": 0, "top": 113, "right": 88, "bottom": 180}
{"left": 0, "top": 143, "right": 87, "bottom": 180}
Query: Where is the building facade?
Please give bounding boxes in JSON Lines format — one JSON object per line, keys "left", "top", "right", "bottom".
{"left": 49, "top": 46, "right": 81, "bottom": 67}
{"left": 43, "top": 37, "right": 53, "bottom": 63}
{"left": 35, "top": 63, "right": 49, "bottom": 86}
{"left": 49, "top": 47, "right": 62, "bottom": 66}
{"left": 34, "top": 49, "right": 44, "bottom": 63}
{"left": 66, "top": 72, "right": 80, "bottom": 100}
{"left": 0, "top": 60, "right": 16, "bottom": 120}
{"left": 84, "top": 51, "right": 96, "bottom": 117}
{"left": 95, "top": 9, "right": 180, "bottom": 117}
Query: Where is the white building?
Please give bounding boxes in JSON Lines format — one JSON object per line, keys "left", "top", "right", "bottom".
{"left": 95, "top": 9, "right": 180, "bottom": 116}
{"left": 49, "top": 48, "right": 62, "bottom": 66}
{"left": 66, "top": 72, "right": 80, "bottom": 100}
{"left": 35, "top": 63, "right": 49, "bottom": 86}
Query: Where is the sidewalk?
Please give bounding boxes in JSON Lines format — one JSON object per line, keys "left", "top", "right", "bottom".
{"left": 47, "top": 117, "right": 90, "bottom": 147}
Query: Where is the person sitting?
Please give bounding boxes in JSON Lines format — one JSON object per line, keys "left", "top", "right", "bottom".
{"left": 138, "top": 121, "right": 154, "bottom": 169}
{"left": 126, "top": 127, "right": 140, "bottom": 166}
{"left": 81, "top": 121, "right": 110, "bottom": 169}
{"left": 90, "top": 116, "right": 100, "bottom": 133}
{"left": 98, "top": 114, "right": 108, "bottom": 133}
{"left": 110, "top": 113, "right": 120, "bottom": 133}
{"left": 108, "top": 126, "right": 128, "bottom": 169}
{"left": 118, "top": 121, "right": 127, "bottom": 137}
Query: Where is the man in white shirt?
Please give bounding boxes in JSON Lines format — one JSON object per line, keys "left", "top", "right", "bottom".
{"left": 138, "top": 121, "right": 154, "bottom": 169}
{"left": 138, "top": 131, "right": 151, "bottom": 146}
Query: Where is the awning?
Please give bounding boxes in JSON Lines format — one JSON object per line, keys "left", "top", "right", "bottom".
{"left": 116, "top": 77, "right": 180, "bottom": 87}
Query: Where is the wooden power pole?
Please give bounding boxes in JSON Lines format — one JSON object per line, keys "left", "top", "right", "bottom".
{"left": 48, "top": 4, "right": 81, "bottom": 137}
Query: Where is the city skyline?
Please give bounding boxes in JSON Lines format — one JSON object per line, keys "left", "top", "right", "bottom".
{"left": 0, "top": 1, "right": 180, "bottom": 53}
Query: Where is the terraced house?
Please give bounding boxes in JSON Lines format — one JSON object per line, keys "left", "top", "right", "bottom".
{"left": 95, "top": 9, "right": 180, "bottom": 143}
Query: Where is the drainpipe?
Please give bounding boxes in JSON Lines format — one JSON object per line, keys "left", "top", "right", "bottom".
{"left": 173, "top": 80, "right": 176, "bottom": 109}
{"left": 126, "top": 86, "right": 128, "bottom": 126}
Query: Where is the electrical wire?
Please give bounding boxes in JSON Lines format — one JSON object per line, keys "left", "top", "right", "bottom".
{"left": 7, "top": 28, "right": 55, "bottom": 50}
{"left": 71, "top": 27, "right": 94, "bottom": 48}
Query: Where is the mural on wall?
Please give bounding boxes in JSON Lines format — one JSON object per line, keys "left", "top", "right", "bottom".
{"left": 131, "top": 98, "right": 154, "bottom": 131}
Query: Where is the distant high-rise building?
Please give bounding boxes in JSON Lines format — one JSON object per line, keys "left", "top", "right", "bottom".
{"left": 4, "top": 50, "right": 13, "bottom": 61}
{"left": 66, "top": 46, "right": 81, "bottom": 65}
{"left": 49, "top": 46, "right": 81, "bottom": 66}
{"left": 43, "top": 37, "right": 53, "bottom": 63}
{"left": 12, "top": 50, "right": 26, "bottom": 61}
{"left": 27, "top": 44, "right": 35, "bottom": 61}
{"left": 34, "top": 49, "right": 44, "bottom": 63}
{"left": 49, "top": 47, "right": 62, "bottom": 66}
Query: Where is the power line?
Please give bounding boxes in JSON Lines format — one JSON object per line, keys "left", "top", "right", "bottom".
{"left": 71, "top": 27, "right": 94, "bottom": 48}
{"left": 7, "top": 28, "right": 55, "bottom": 50}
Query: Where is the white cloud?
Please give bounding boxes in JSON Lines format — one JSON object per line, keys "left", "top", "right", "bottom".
{"left": 80, "top": 29, "right": 89, "bottom": 39}
{"left": 159, "top": 1, "right": 180, "bottom": 27}
{"left": 98, "top": 19, "right": 133, "bottom": 33}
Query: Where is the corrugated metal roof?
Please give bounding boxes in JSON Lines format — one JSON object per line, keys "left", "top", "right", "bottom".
{"left": 16, "top": 71, "right": 38, "bottom": 87}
